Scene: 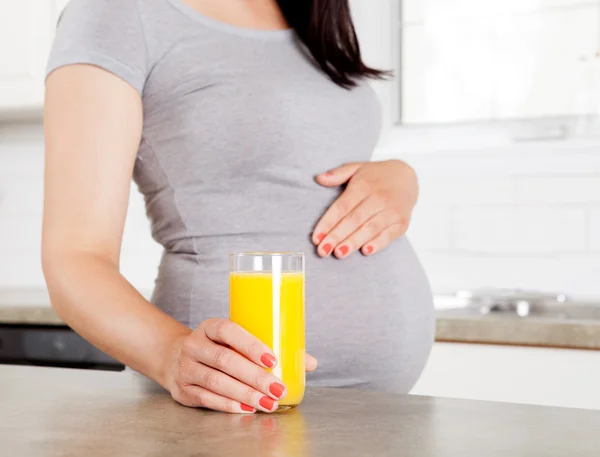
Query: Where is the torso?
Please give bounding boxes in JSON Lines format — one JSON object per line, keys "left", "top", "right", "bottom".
{"left": 132, "top": 0, "right": 435, "bottom": 393}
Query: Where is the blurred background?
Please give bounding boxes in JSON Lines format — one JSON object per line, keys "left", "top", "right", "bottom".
{"left": 1, "top": 1, "right": 599, "bottom": 410}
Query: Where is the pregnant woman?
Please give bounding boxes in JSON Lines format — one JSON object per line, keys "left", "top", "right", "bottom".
{"left": 43, "top": 0, "right": 434, "bottom": 413}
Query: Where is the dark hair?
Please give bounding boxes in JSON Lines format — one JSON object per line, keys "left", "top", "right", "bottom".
{"left": 276, "top": 0, "right": 390, "bottom": 89}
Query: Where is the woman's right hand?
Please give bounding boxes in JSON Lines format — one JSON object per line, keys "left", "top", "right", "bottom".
{"left": 165, "top": 318, "right": 287, "bottom": 414}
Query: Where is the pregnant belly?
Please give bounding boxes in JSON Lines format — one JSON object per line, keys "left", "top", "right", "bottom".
{"left": 152, "top": 234, "right": 435, "bottom": 393}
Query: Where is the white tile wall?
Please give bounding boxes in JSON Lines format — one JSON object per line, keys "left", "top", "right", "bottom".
{"left": 0, "top": 122, "right": 161, "bottom": 292}
{"left": 407, "top": 205, "right": 452, "bottom": 250}
{"left": 589, "top": 208, "right": 600, "bottom": 251}
{"left": 418, "top": 177, "right": 515, "bottom": 205}
{"left": 453, "top": 206, "right": 587, "bottom": 253}
{"left": 394, "top": 138, "right": 600, "bottom": 299}
{"left": 516, "top": 176, "right": 600, "bottom": 204}
{"left": 417, "top": 253, "right": 600, "bottom": 298}
{"left": 2, "top": 121, "right": 600, "bottom": 300}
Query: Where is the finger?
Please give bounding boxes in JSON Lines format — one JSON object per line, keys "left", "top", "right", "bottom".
{"left": 361, "top": 223, "right": 407, "bottom": 256}
{"left": 191, "top": 343, "right": 287, "bottom": 402}
{"left": 178, "top": 384, "right": 256, "bottom": 414}
{"left": 305, "top": 353, "right": 318, "bottom": 372}
{"left": 185, "top": 364, "right": 279, "bottom": 413}
{"left": 335, "top": 210, "right": 399, "bottom": 258}
{"left": 318, "top": 195, "right": 387, "bottom": 258}
{"left": 312, "top": 187, "right": 367, "bottom": 254}
{"left": 315, "top": 162, "right": 363, "bottom": 187}
{"left": 202, "top": 319, "right": 277, "bottom": 368}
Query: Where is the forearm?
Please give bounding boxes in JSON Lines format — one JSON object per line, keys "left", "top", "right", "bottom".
{"left": 43, "top": 251, "right": 191, "bottom": 389}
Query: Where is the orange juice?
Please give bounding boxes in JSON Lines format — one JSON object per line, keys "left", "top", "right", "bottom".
{"left": 230, "top": 271, "right": 305, "bottom": 408}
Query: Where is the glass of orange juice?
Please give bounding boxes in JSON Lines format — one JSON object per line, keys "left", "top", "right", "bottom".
{"left": 229, "top": 252, "right": 305, "bottom": 410}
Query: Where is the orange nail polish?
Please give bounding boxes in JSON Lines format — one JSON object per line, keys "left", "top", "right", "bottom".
{"left": 365, "top": 245, "right": 374, "bottom": 255}
{"left": 241, "top": 404, "right": 255, "bottom": 412}
{"left": 260, "top": 396, "right": 275, "bottom": 410}
{"left": 260, "top": 353, "right": 277, "bottom": 368}
{"left": 315, "top": 232, "right": 326, "bottom": 244}
{"left": 269, "top": 382, "right": 286, "bottom": 398}
{"left": 339, "top": 245, "right": 349, "bottom": 256}
{"left": 322, "top": 243, "right": 333, "bottom": 255}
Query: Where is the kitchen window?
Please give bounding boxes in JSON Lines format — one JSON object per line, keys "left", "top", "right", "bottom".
{"left": 356, "top": 0, "right": 600, "bottom": 151}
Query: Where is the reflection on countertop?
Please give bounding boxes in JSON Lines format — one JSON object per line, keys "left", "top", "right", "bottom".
{"left": 2, "top": 288, "right": 600, "bottom": 350}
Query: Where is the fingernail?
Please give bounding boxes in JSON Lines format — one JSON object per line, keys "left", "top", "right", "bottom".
{"left": 338, "top": 245, "right": 349, "bottom": 257}
{"left": 322, "top": 243, "right": 333, "bottom": 255}
{"left": 259, "top": 396, "right": 275, "bottom": 411}
{"left": 324, "top": 171, "right": 333, "bottom": 176}
{"left": 260, "top": 353, "right": 277, "bottom": 368}
{"left": 315, "top": 232, "right": 326, "bottom": 244}
{"left": 365, "top": 245, "right": 374, "bottom": 255}
{"left": 269, "top": 382, "right": 286, "bottom": 398}
{"left": 240, "top": 403, "right": 255, "bottom": 412}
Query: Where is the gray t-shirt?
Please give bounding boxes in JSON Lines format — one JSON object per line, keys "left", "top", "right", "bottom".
{"left": 47, "top": 0, "right": 434, "bottom": 393}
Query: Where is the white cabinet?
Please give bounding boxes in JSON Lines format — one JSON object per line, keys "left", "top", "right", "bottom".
{"left": 0, "top": 1, "right": 65, "bottom": 114}
{"left": 411, "top": 342, "right": 600, "bottom": 410}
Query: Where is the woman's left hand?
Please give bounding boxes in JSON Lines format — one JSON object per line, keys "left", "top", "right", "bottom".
{"left": 312, "top": 160, "right": 418, "bottom": 258}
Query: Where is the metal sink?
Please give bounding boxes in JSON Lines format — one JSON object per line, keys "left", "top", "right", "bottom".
{"left": 436, "top": 289, "right": 600, "bottom": 322}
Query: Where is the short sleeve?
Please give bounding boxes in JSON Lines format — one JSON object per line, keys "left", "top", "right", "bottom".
{"left": 46, "top": 0, "right": 148, "bottom": 95}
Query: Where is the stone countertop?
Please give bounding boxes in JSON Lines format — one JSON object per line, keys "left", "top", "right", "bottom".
{"left": 436, "top": 314, "right": 600, "bottom": 350}
{"left": 0, "top": 288, "right": 150, "bottom": 326}
{"left": 2, "top": 365, "right": 600, "bottom": 457}
{"left": 2, "top": 288, "right": 600, "bottom": 350}
{"left": 0, "top": 287, "right": 62, "bottom": 325}
{"left": 0, "top": 306, "right": 65, "bottom": 326}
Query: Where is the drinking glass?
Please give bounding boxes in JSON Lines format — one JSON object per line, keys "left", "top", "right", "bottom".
{"left": 229, "top": 252, "right": 305, "bottom": 410}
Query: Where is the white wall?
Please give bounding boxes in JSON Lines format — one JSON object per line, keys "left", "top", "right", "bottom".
{"left": 382, "top": 139, "right": 600, "bottom": 300}
{"left": 0, "top": 122, "right": 162, "bottom": 292}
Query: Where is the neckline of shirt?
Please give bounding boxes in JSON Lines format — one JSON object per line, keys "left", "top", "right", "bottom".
{"left": 163, "top": 0, "right": 296, "bottom": 41}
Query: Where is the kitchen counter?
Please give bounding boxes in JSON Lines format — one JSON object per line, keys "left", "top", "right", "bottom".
{"left": 2, "top": 288, "right": 600, "bottom": 350}
{"left": 0, "top": 289, "right": 63, "bottom": 325}
{"left": 2, "top": 365, "right": 600, "bottom": 456}
{"left": 0, "top": 306, "right": 65, "bottom": 326}
{"left": 0, "top": 288, "right": 150, "bottom": 326}
{"left": 436, "top": 313, "right": 600, "bottom": 350}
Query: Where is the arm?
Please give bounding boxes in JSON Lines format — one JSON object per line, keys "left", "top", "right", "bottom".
{"left": 43, "top": 64, "right": 185, "bottom": 385}
{"left": 43, "top": 65, "right": 297, "bottom": 413}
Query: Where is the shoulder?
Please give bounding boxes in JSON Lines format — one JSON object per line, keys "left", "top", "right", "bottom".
{"left": 59, "top": 0, "right": 142, "bottom": 26}
{"left": 48, "top": 0, "right": 150, "bottom": 95}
